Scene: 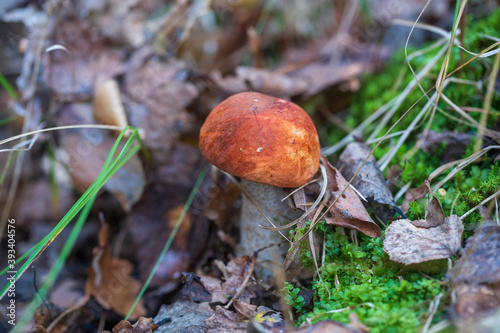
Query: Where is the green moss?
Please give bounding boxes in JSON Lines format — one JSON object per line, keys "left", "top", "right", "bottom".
{"left": 284, "top": 226, "right": 444, "bottom": 332}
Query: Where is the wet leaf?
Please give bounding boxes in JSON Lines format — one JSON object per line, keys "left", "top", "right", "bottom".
{"left": 338, "top": 142, "right": 400, "bottom": 221}
{"left": 85, "top": 225, "right": 146, "bottom": 319}
{"left": 323, "top": 157, "right": 381, "bottom": 238}
{"left": 153, "top": 301, "right": 214, "bottom": 333}
{"left": 104, "top": 317, "right": 158, "bottom": 333}
{"left": 383, "top": 215, "right": 463, "bottom": 265}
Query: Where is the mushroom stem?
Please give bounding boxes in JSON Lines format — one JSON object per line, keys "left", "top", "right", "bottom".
{"left": 238, "top": 179, "right": 301, "bottom": 281}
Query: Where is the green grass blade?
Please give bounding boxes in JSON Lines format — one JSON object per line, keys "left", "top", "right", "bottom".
{"left": 0, "top": 72, "right": 19, "bottom": 100}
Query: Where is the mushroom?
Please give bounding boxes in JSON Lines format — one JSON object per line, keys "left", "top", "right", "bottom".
{"left": 199, "top": 92, "right": 320, "bottom": 279}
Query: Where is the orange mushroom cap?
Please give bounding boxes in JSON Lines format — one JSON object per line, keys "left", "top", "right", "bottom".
{"left": 199, "top": 92, "right": 320, "bottom": 188}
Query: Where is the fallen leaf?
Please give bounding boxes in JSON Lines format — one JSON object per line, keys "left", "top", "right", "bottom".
{"left": 323, "top": 156, "right": 381, "bottom": 238}
{"left": 80, "top": 0, "right": 146, "bottom": 47}
{"left": 401, "top": 181, "right": 428, "bottom": 214}
{"left": 124, "top": 50, "right": 198, "bottom": 164}
{"left": 383, "top": 215, "right": 463, "bottom": 265}
{"left": 447, "top": 223, "right": 500, "bottom": 325}
{"left": 104, "top": 317, "right": 158, "bottom": 333}
{"left": 199, "top": 256, "right": 256, "bottom": 305}
{"left": 45, "top": 13, "right": 124, "bottom": 98}
{"left": 410, "top": 180, "right": 445, "bottom": 228}
{"left": 448, "top": 223, "right": 500, "bottom": 284}
{"left": 205, "top": 305, "right": 248, "bottom": 333}
{"left": 337, "top": 142, "right": 400, "bottom": 221}
{"left": 153, "top": 301, "right": 214, "bottom": 333}
{"left": 85, "top": 225, "right": 146, "bottom": 319}
{"left": 181, "top": 272, "right": 213, "bottom": 303}
{"left": 233, "top": 299, "right": 257, "bottom": 319}
{"left": 418, "top": 130, "right": 471, "bottom": 163}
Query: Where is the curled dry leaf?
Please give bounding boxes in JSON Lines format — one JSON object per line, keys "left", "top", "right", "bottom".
{"left": 383, "top": 215, "right": 463, "bottom": 265}
{"left": 401, "top": 181, "right": 428, "bottom": 214}
{"left": 199, "top": 256, "right": 256, "bottom": 305}
{"left": 410, "top": 180, "right": 445, "bottom": 228}
{"left": 103, "top": 317, "right": 158, "bottom": 333}
{"left": 93, "top": 78, "right": 129, "bottom": 132}
{"left": 337, "top": 142, "right": 400, "bottom": 221}
{"left": 205, "top": 305, "right": 248, "bottom": 333}
{"left": 323, "top": 156, "right": 381, "bottom": 238}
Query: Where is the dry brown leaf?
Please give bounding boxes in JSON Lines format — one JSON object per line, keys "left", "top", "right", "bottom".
{"left": 205, "top": 305, "right": 247, "bottom": 333}
{"left": 338, "top": 142, "right": 401, "bottom": 221}
{"left": 124, "top": 51, "right": 198, "bottom": 164}
{"left": 203, "top": 181, "right": 241, "bottom": 231}
{"left": 199, "top": 256, "right": 255, "bottom": 305}
{"left": 45, "top": 14, "right": 124, "bottom": 98}
{"left": 323, "top": 157, "right": 381, "bottom": 238}
{"left": 85, "top": 225, "right": 146, "bottom": 319}
{"left": 410, "top": 181, "right": 445, "bottom": 228}
{"left": 383, "top": 215, "right": 463, "bottom": 265}
{"left": 104, "top": 317, "right": 158, "bottom": 333}
{"left": 401, "top": 181, "right": 428, "bottom": 214}
{"left": 181, "top": 272, "right": 213, "bottom": 303}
